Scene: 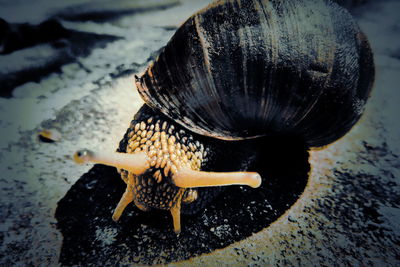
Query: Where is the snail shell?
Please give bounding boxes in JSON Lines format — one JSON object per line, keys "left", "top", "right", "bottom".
{"left": 136, "top": 0, "right": 374, "bottom": 147}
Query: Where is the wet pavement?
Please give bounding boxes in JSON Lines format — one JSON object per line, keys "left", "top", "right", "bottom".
{"left": 0, "top": 0, "right": 399, "bottom": 265}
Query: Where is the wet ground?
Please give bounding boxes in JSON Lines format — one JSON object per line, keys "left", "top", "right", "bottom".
{"left": 0, "top": 0, "right": 399, "bottom": 266}
{"left": 56, "top": 138, "right": 309, "bottom": 265}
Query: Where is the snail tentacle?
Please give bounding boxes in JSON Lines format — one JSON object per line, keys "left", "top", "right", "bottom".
{"left": 73, "top": 149, "right": 149, "bottom": 175}
{"left": 112, "top": 172, "right": 137, "bottom": 221}
{"left": 172, "top": 168, "right": 262, "bottom": 189}
{"left": 170, "top": 188, "right": 185, "bottom": 234}
{"left": 112, "top": 185, "right": 134, "bottom": 222}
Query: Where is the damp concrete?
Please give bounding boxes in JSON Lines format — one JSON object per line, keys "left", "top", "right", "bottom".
{"left": 0, "top": 0, "right": 399, "bottom": 266}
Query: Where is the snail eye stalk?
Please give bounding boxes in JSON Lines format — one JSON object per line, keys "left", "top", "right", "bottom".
{"left": 73, "top": 149, "right": 149, "bottom": 175}
{"left": 172, "top": 168, "right": 262, "bottom": 188}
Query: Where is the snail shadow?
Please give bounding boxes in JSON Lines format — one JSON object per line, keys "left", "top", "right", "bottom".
{"left": 56, "top": 137, "right": 309, "bottom": 265}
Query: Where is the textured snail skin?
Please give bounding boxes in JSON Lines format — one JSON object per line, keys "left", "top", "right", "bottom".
{"left": 137, "top": 0, "right": 374, "bottom": 146}
{"left": 116, "top": 104, "right": 309, "bottom": 219}
{"left": 117, "top": 105, "right": 265, "bottom": 215}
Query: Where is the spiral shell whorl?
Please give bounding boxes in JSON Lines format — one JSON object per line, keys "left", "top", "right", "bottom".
{"left": 137, "top": 0, "right": 374, "bottom": 147}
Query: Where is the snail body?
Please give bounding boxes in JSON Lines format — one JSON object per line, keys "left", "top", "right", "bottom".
{"left": 75, "top": 0, "right": 374, "bottom": 233}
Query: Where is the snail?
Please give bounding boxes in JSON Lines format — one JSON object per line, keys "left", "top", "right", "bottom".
{"left": 74, "top": 0, "right": 374, "bottom": 234}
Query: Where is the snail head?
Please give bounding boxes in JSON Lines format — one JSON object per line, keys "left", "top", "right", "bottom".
{"left": 73, "top": 109, "right": 261, "bottom": 234}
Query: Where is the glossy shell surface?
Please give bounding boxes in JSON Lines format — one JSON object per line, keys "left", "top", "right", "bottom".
{"left": 136, "top": 0, "right": 374, "bottom": 147}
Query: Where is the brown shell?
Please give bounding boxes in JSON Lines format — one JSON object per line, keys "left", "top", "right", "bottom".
{"left": 136, "top": 0, "right": 374, "bottom": 147}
